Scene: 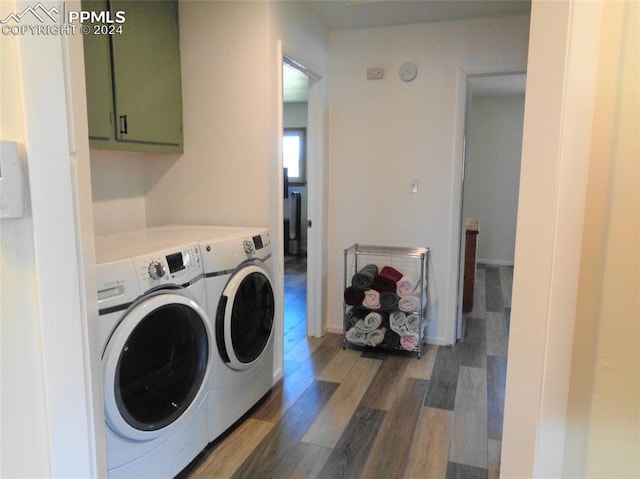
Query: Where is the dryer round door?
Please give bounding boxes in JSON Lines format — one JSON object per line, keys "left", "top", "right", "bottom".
{"left": 216, "top": 261, "right": 275, "bottom": 371}
{"left": 103, "top": 292, "right": 211, "bottom": 442}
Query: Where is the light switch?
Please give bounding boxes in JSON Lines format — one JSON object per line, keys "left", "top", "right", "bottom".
{"left": 409, "top": 178, "right": 419, "bottom": 194}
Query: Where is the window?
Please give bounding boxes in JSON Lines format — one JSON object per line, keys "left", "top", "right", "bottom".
{"left": 283, "top": 128, "right": 306, "bottom": 184}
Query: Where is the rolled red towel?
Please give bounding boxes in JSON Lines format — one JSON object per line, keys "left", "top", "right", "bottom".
{"left": 344, "top": 286, "right": 365, "bottom": 306}
{"left": 372, "top": 265, "right": 404, "bottom": 292}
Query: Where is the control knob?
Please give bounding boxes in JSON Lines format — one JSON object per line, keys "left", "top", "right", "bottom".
{"left": 148, "top": 261, "right": 166, "bottom": 280}
{"left": 243, "top": 240, "right": 255, "bottom": 256}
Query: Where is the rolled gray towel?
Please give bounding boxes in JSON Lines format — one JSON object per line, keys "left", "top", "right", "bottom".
{"left": 389, "top": 311, "right": 408, "bottom": 335}
{"left": 346, "top": 327, "right": 368, "bottom": 346}
{"left": 351, "top": 264, "right": 379, "bottom": 291}
{"left": 380, "top": 291, "right": 399, "bottom": 310}
{"left": 366, "top": 327, "right": 387, "bottom": 347}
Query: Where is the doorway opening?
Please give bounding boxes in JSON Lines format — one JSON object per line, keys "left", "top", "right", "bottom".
{"left": 282, "top": 59, "right": 311, "bottom": 355}
{"left": 456, "top": 72, "right": 526, "bottom": 340}
{"left": 282, "top": 54, "right": 327, "bottom": 351}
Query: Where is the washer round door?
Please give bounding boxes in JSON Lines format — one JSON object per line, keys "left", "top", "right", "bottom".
{"left": 103, "top": 292, "right": 211, "bottom": 442}
{"left": 216, "top": 261, "right": 275, "bottom": 371}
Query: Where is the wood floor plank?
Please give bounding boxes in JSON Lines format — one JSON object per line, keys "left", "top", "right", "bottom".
{"left": 285, "top": 335, "right": 324, "bottom": 363}
{"left": 233, "top": 380, "right": 339, "bottom": 479}
{"left": 486, "top": 311, "right": 509, "bottom": 357}
{"left": 317, "top": 347, "right": 363, "bottom": 383}
{"left": 255, "top": 335, "right": 344, "bottom": 423}
{"left": 471, "top": 267, "right": 487, "bottom": 319}
{"left": 252, "top": 360, "right": 315, "bottom": 423}
{"left": 266, "top": 441, "right": 333, "bottom": 479}
{"left": 301, "top": 357, "right": 382, "bottom": 448}
{"left": 484, "top": 266, "right": 504, "bottom": 313}
{"left": 498, "top": 265, "right": 513, "bottom": 308}
{"left": 424, "top": 346, "right": 461, "bottom": 411}
{"left": 188, "top": 418, "right": 274, "bottom": 479}
{"left": 449, "top": 366, "right": 488, "bottom": 469}
{"left": 446, "top": 462, "right": 488, "bottom": 479}
{"left": 403, "top": 407, "right": 453, "bottom": 479}
{"left": 487, "top": 355, "right": 507, "bottom": 441}
{"left": 360, "top": 378, "right": 429, "bottom": 479}
{"left": 461, "top": 318, "right": 487, "bottom": 368}
{"left": 488, "top": 439, "right": 502, "bottom": 479}
{"left": 316, "top": 406, "right": 387, "bottom": 479}
{"left": 504, "top": 307, "right": 511, "bottom": 334}
{"left": 404, "top": 343, "right": 437, "bottom": 380}
{"left": 359, "top": 355, "right": 409, "bottom": 411}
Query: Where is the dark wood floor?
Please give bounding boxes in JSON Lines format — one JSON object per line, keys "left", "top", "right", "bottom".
{"left": 183, "top": 258, "right": 512, "bottom": 479}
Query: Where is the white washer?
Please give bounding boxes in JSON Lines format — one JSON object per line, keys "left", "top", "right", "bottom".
{"left": 95, "top": 234, "right": 212, "bottom": 478}
{"left": 141, "top": 225, "right": 276, "bottom": 442}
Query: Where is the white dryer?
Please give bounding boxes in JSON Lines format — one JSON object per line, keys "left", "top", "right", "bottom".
{"left": 141, "top": 225, "right": 276, "bottom": 442}
{"left": 95, "top": 235, "right": 212, "bottom": 478}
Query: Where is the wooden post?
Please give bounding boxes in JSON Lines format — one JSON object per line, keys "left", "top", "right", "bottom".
{"left": 463, "top": 218, "right": 479, "bottom": 312}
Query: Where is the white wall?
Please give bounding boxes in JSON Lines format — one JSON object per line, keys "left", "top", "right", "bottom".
{"left": 563, "top": 1, "right": 639, "bottom": 476}
{"left": 90, "top": 150, "right": 147, "bottom": 234}
{"left": 0, "top": 3, "right": 50, "bottom": 475}
{"left": 145, "top": 2, "right": 271, "bottom": 228}
{"left": 1, "top": 0, "right": 104, "bottom": 476}
{"left": 327, "top": 15, "right": 530, "bottom": 344}
{"left": 284, "top": 101, "right": 308, "bottom": 128}
{"left": 464, "top": 95, "right": 524, "bottom": 265}
{"left": 501, "top": 0, "right": 639, "bottom": 476}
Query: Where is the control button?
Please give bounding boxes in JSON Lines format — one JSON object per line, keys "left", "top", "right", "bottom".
{"left": 147, "top": 261, "right": 166, "bottom": 280}
{"left": 243, "top": 240, "right": 255, "bottom": 255}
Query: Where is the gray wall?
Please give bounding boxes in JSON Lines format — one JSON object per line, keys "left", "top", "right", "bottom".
{"left": 464, "top": 95, "right": 525, "bottom": 265}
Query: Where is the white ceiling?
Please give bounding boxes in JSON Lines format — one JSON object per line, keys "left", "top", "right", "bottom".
{"left": 283, "top": 0, "right": 531, "bottom": 102}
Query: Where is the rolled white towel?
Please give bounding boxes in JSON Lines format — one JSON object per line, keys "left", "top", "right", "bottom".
{"left": 366, "top": 327, "right": 387, "bottom": 347}
{"left": 389, "top": 310, "right": 408, "bottom": 335}
{"left": 399, "top": 295, "right": 421, "bottom": 313}
{"left": 397, "top": 275, "right": 419, "bottom": 297}
{"left": 400, "top": 332, "right": 420, "bottom": 352}
{"left": 406, "top": 314, "right": 421, "bottom": 334}
{"left": 362, "top": 289, "right": 381, "bottom": 309}
{"left": 345, "top": 327, "right": 368, "bottom": 346}
{"left": 356, "top": 311, "right": 382, "bottom": 332}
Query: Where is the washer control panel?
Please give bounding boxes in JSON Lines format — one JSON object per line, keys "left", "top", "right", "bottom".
{"left": 243, "top": 231, "right": 270, "bottom": 258}
{"left": 133, "top": 243, "right": 202, "bottom": 286}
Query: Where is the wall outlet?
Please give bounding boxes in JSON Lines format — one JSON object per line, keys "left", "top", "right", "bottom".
{"left": 366, "top": 68, "right": 384, "bottom": 80}
{"left": 409, "top": 178, "right": 419, "bottom": 194}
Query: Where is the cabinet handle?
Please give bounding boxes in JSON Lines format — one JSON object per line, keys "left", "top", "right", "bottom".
{"left": 119, "top": 115, "right": 128, "bottom": 135}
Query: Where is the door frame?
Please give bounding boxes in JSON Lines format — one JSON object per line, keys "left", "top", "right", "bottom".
{"left": 454, "top": 64, "right": 527, "bottom": 341}
{"left": 282, "top": 54, "right": 326, "bottom": 338}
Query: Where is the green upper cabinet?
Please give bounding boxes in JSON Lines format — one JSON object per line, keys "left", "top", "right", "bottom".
{"left": 82, "top": 0, "right": 183, "bottom": 153}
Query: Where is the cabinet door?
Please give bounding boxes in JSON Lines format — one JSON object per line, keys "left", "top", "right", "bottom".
{"left": 110, "top": 0, "right": 183, "bottom": 147}
{"left": 82, "top": 0, "right": 115, "bottom": 141}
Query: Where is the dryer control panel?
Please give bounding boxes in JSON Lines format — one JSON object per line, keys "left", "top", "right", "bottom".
{"left": 133, "top": 243, "right": 203, "bottom": 286}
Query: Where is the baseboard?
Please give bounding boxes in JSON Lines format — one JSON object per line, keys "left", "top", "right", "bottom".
{"left": 477, "top": 258, "right": 514, "bottom": 267}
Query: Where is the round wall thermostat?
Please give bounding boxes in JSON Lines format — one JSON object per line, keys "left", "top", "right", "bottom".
{"left": 399, "top": 62, "right": 418, "bottom": 82}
